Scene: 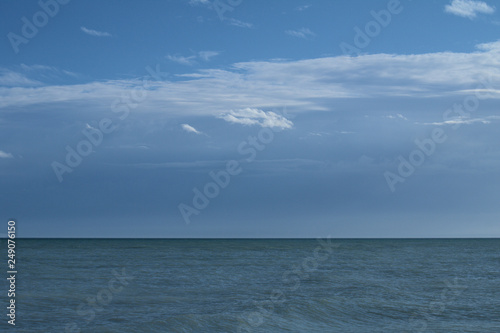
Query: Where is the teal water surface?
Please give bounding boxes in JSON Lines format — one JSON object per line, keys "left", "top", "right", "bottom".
{"left": 1, "top": 238, "right": 499, "bottom": 332}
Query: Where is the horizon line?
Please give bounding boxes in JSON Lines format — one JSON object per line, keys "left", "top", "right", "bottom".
{"left": 3, "top": 237, "right": 499, "bottom": 240}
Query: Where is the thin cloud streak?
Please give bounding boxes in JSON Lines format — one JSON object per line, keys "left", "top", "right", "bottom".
{"left": 285, "top": 28, "right": 315, "bottom": 39}
{"left": 166, "top": 55, "right": 197, "bottom": 66}
{"left": 167, "top": 51, "right": 219, "bottom": 65}
{"left": 80, "top": 26, "right": 112, "bottom": 37}
{"left": 418, "top": 115, "right": 500, "bottom": 126}
{"left": 228, "top": 18, "right": 254, "bottom": 28}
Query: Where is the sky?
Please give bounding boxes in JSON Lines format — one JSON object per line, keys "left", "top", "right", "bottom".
{"left": 1, "top": 0, "right": 499, "bottom": 238}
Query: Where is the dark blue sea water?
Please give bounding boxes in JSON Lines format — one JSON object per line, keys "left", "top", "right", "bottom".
{"left": 1, "top": 238, "right": 499, "bottom": 332}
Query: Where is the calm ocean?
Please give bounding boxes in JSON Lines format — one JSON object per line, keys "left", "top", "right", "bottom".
{"left": 2, "top": 238, "right": 499, "bottom": 332}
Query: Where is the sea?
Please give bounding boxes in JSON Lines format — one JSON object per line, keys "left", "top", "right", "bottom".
{"left": 1, "top": 238, "right": 499, "bottom": 332}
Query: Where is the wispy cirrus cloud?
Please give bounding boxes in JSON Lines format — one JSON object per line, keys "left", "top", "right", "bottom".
{"left": 418, "top": 115, "right": 500, "bottom": 126}
{"left": 444, "top": 0, "right": 495, "bottom": 19}
{"left": 198, "top": 51, "right": 219, "bottom": 61}
{"left": 188, "top": 0, "right": 210, "bottom": 5}
{"left": 0, "top": 69, "right": 41, "bottom": 87}
{"left": 285, "top": 28, "right": 315, "bottom": 39}
{"left": 295, "top": 4, "right": 311, "bottom": 11}
{"left": 386, "top": 114, "right": 408, "bottom": 120}
{"left": 1, "top": 40, "right": 500, "bottom": 117}
{"left": 228, "top": 18, "right": 254, "bottom": 28}
{"left": 0, "top": 65, "right": 77, "bottom": 87}
{"left": 19, "top": 64, "right": 79, "bottom": 80}
{"left": 0, "top": 151, "right": 13, "bottom": 159}
{"left": 219, "top": 108, "right": 293, "bottom": 129}
{"left": 167, "top": 51, "right": 219, "bottom": 65}
{"left": 80, "top": 26, "right": 112, "bottom": 37}
{"left": 166, "top": 54, "right": 197, "bottom": 66}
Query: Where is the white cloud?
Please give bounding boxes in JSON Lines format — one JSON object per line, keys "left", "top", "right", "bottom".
{"left": 228, "top": 18, "right": 253, "bottom": 28}
{"left": 476, "top": 40, "right": 500, "bottom": 51}
{"left": 19, "top": 64, "right": 78, "bottom": 78}
{"left": 419, "top": 115, "right": 500, "bottom": 126}
{"left": 295, "top": 5, "right": 311, "bottom": 11}
{"left": 181, "top": 123, "right": 203, "bottom": 134}
{"left": 20, "top": 64, "right": 54, "bottom": 71}
{"left": 386, "top": 114, "right": 408, "bottom": 120}
{"left": 308, "top": 132, "right": 329, "bottom": 137}
{"left": 81, "top": 26, "right": 112, "bottom": 37}
{"left": 189, "top": 0, "right": 210, "bottom": 5}
{"left": 0, "top": 65, "right": 77, "bottom": 87}
{"left": 444, "top": 0, "right": 495, "bottom": 19}
{"left": 198, "top": 51, "right": 219, "bottom": 61}
{"left": 219, "top": 108, "right": 293, "bottom": 129}
{"left": 1, "top": 40, "right": 500, "bottom": 116}
{"left": 285, "top": 28, "right": 315, "bottom": 39}
{"left": 0, "top": 150, "right": 13, "bottom": 158}
{"left": 167, "top": 51, "right": 218, "bottom": 65}
{"left": 166, "top": 54, "right": 197, "bottom": 65}
{"left": 0, "top": 70, "right": 41, "bottom": 86}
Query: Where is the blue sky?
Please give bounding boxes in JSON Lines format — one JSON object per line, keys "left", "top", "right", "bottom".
{"left": 1, "top": 0, "right": 500, "bottom": 237}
